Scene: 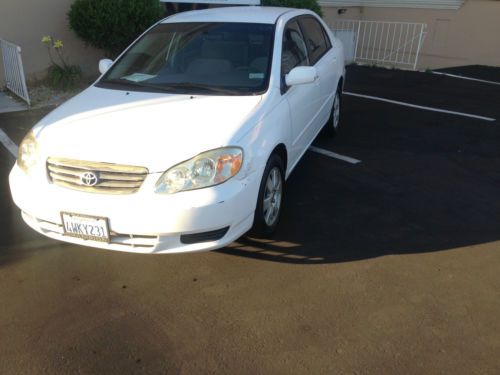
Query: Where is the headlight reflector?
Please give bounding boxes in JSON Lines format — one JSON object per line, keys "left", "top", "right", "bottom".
{"left": 17, "top": 131, "right": 39, "bottom": 174}
{"left": 193, "top": 157, "right": 216, "bottom": 184}
{"left": 155, "top": 147, "right": 243, "bottom": 194}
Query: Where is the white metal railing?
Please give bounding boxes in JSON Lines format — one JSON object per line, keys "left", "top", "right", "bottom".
{"left": 330, "top": 20, "right": 427, "bottom": 70}
{"left": 0, "top": 39, "right": 30, "bottom": 105}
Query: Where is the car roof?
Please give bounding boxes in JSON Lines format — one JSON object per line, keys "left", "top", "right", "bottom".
{"left": 161, "top": 6, "right": 297, "bottom": 25}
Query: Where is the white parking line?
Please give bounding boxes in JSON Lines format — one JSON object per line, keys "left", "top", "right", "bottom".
{"left": 431, "top": 71, "right": 500, "bottom": 86}
{"left": 0, "top": 128, "right": 18, "bottom": 157}
{"left": 309, "top": 146, "right": 362, "bottom": 164}
{"left": 344, "top": 91, "right": 496, "bottom": 122}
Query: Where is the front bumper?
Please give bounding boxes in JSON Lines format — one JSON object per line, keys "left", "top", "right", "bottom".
{"left": 9, "top": 164, "right": 259, "bottom": 253}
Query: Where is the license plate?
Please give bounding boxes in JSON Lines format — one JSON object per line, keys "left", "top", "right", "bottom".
{"left": 61, "top": 212, "right": 110, "bottom": 242}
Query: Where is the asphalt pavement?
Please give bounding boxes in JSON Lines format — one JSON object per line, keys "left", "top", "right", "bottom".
{"left": 0, "top": 66, "right": 499, "bottom": 374}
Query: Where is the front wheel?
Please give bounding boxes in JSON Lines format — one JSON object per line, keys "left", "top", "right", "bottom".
{"left": 325, "top": 90, "right": 341, "bottom": 138}
{"left": 250, "top": 154, "right": 285, "bottom": 237}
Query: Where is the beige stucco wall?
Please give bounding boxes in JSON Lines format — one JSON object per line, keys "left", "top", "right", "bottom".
{"left": 322, "top": 0, "right": 500, "bottom": 69}
{"left": 0, "top": 0, "right": 104, "bottom": 87}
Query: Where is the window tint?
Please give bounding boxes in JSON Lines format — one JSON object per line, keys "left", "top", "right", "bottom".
{"left": 281, "top": 20, "right": 309, "bottom": 76}
{"left": 299, "top": 17, "right": 330, "bottom": 65}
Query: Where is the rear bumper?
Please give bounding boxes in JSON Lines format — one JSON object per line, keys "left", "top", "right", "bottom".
{"left": 9, "top": 164, "right": 259, "bottom": 253}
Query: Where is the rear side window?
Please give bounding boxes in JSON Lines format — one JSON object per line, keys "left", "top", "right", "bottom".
{"left": 299, "top": 17, "right": 331, "bottom": 65}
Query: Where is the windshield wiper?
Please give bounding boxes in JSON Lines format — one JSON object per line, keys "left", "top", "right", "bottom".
{"left": 99, "top": 78, "right": 245, "bottom": 95}
{"left": 98, "top": 78, "right": 175, "bottom": 93}
{"left": 163, "top": 82, "right": 245, "bottom": 95}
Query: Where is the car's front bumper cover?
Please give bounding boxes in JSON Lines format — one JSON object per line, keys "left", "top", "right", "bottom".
{"left": 9, "top": 164, "right": 259, "bottom": 253}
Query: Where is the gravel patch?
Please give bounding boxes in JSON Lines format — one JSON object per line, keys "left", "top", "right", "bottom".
{"left": 28, "top": 84, "right": 85, "bottom": 109}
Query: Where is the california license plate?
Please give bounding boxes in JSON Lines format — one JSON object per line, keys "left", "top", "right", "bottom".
{"left": 61, "top": 212, "right": 110, "bottom": 242}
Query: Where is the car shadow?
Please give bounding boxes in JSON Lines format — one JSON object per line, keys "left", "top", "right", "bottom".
{"left": 217, "top": 149, "right": 500, "bottom": 264}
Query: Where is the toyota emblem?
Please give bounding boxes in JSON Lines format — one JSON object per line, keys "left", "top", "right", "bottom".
{"left": 80, "top": 172, "right": 99, "bottom": 186}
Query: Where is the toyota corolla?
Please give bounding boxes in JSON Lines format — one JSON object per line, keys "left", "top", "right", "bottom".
{"left": 9, "top": 6, "right": 345, "bottom": 253}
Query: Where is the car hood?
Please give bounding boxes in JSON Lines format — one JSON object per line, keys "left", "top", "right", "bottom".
{"left": 34, "top": 86, "right": 262, "bottom": 172}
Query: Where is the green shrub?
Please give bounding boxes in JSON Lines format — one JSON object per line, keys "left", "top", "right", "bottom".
{"left": 68, "top": 0, "right": 164, "bottom": 58}
{"left": 262, "top": 0, "right": 323, "bottom": 17}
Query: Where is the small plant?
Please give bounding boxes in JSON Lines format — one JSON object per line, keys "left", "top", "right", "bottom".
{"left": 42, "top": 36, "right": 82, "bottom": 90}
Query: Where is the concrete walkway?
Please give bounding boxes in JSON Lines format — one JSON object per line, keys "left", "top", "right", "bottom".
{"left": 0, "top": 91, "right": 27, "bottom": 113}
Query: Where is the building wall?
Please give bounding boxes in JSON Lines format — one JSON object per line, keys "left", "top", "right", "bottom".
{"left": 0, "top": 0, "right": 103, "bottom": 87}
{"left": 322, "top": 0, "right": 500, "bottom": 69}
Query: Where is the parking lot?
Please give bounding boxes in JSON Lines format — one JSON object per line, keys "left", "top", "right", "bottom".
{"left": 1, "top": 65, "right": 499, "bottom": 374}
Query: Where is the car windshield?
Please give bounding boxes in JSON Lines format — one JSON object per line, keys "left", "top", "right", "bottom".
{"left": 98, "top": 22, "right": 275, "bottom": 95}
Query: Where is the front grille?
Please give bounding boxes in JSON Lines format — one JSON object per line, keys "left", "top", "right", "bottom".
{"left": 47, "top": 157, "right": 148, "bottom": 194}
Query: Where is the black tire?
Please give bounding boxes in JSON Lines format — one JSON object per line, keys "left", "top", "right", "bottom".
{"left": 324, "top": 88, "right": 342, "bottom": 138}
{"left": 250, "top": 153, "right": 285, "bottom": 237}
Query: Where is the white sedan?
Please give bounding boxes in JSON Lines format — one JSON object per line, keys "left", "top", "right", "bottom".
{"left": 10, "top": 6, "right": 345, "bottom": 253}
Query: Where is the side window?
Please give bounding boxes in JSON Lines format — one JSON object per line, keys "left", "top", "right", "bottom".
{"left": 281, "top": 20, "right": 309, "bottom": 77}
{"left": 299, "top": 17, "right": 331, "bottom": 65}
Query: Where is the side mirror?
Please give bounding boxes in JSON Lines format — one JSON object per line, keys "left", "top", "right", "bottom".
{"left": 98, "top": 59, "right": 113, "bottom": 74}
{"left": 285, "top": 66, "right": 318, "bottom": 87}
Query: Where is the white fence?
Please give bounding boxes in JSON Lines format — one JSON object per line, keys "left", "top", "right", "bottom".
{"left": 0, "top": 39, "right": 30, "bottom": 105}
{"left": 330, "top": 20, "right": 427, "bottom": 70}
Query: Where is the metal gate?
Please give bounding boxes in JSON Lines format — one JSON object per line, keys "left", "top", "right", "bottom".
{"left": 330, "top": 20, "right": 427, "bottom": 70}
{"left": 0, "top": 39, "right": 30, "bottom": 105}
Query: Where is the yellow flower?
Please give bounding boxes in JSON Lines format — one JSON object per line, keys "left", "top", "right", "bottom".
{"left": 41, "top": 36, "right": 51, "bottom": 44}
{"left": 53, "top": 39, "right": 63, "bottom": 49}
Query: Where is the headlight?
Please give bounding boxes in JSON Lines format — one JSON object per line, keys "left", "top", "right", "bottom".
{"left": 17, "top": 131, "right": 39, "bottom": 174}
{"left": 155, "top": 147, "right": 243, "bottom": 194}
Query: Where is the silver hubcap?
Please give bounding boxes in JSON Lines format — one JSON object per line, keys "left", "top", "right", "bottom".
{"left": 333, "top": 93, "right": 340, "bottom": 129}
{"left": 263, "top": 167, "right": 282, "bottom": 226}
